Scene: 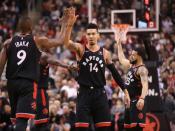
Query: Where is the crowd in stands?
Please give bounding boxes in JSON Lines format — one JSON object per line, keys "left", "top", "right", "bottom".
{"left": 0, "top": 0, "right": 175, "bottom": 131}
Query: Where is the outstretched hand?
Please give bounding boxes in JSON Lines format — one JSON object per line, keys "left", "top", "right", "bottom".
{"left": 59, "top": 7, "right": 78, "bottom": 27}
{"left": 67, "top": 7, "right": 79, "bottom": 26}
{"left": 59, "top": 8, "right": 69, "bottom": 24}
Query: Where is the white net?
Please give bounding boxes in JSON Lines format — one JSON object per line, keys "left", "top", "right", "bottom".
{"left": 112, "top": 24, "right": 129, "bottom": 42}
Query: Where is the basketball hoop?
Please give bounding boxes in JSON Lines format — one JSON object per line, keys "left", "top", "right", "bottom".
{"left": 112, "top": 24, "right": 129, "bottom": 41}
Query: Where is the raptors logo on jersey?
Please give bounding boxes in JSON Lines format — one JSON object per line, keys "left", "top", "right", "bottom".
{"left": 82, "top": 55, "right": 104, "bottom": 72}
{"left": 77, "top": 46, "right": 106, "bottom": 87}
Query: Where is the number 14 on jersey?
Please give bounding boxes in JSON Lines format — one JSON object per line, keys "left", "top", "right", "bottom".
{"left": 89, "top": 63, "right": 98, "bottom": 72}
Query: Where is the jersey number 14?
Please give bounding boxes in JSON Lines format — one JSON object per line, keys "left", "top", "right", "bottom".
{"left": 89, "top": 63, "right": 98, "bottom": 72}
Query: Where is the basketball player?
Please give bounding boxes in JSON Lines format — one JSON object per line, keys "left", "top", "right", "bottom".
{"left": 114, "top": 27, "right": 148, "bottom": 131}
{"left": 0, "top": 7, "right": 77, "bottom": 131}
{"left": 33, "top": 52, "right": 76, "bottom": 131}
{"left": 63, "top": 22, "right": 130, "bottom": 131}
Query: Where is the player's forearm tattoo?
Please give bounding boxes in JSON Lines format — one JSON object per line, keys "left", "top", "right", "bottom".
{"left": 141, "top": 74, "right": 148, "bottom": 82}
{"left": 70, "top": 43, "right": 81, "bottom": 57}
{"left": 70, "top": 43, "right": 78, "bottom": 51}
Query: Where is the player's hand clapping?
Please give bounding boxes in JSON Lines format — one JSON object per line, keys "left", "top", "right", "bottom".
{"left": 59, "top": 7, "right": 78, "bottom": 27}
{"left": 59, "top": 8, "right": 69, "bottom": 24}
{"left": 64, "top": 7, "right": 78, "bottom": 27}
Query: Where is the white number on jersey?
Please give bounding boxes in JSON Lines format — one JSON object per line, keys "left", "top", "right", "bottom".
{"left": 17, "top": 50, "right": 26, "bottom": 65}
{"left": 89, "top": 63, "right": 98, "bottom": 72}
{"left": 125, "top": 72, "right": 134, "bottom": 85}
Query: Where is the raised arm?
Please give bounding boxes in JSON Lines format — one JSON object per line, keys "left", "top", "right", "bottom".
{"left": 34, "top": 36, "right": 63, "bottom": 50}
{"left": 62, "top": 7, "right": 84, "bottom": 60}
{"left": 136, "top": 66, "right": 148, "bottom": 110}
{"left": 0, "top": 39, "right": 10, "bottom": 78}
{"left": 117, "top": 39, "right": 130, "bottom": 68}
{"left": 35, "top": 7, "right": 77, "bottom": 50}
{"left": 35, "top": 16, "right": 68, "bottom": 49}
{"left": 113, "top": 27, "right": 130, "bottom": 69}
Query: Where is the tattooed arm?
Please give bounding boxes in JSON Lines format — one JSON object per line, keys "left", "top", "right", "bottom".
{"left": 113, "top": 26, "right": 130, "bottom": 69}
{"left": 136, "top": 66, "right": 148, "bottom": 110}
{"left": 65, "top": 40, "right": 84, "bottom": 61}
{"left": 139, "top": 66, "right": 148, "bottom": 99}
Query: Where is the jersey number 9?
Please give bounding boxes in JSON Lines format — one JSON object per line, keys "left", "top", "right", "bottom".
{"left": 17, "top": 50, "right": 26, "bottom": 65}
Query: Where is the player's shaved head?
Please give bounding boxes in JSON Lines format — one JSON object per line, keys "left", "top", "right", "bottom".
{"left": 18, "top": 16, "right": 32, "bottom": 33}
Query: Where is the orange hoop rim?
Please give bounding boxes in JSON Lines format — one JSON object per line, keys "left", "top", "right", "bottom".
{"left": 112, "top": 24, "right": 129, "bottom": 29}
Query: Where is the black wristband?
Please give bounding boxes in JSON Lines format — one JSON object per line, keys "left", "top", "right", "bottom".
{"left": 107, "top": 63, "right": 126, "bottom": 90}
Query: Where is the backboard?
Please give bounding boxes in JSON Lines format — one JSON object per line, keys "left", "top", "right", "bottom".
{"left": 88, "top": 0, "right": 160, "bottom": 33}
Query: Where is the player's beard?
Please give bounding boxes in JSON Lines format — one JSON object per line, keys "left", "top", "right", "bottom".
{"left": 130, "top": 59, "right": 137, "bottom": 65}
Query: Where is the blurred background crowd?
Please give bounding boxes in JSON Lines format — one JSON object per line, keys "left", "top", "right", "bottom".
{"left": 0, "top": 0, "right": 175, "bottom": 131}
